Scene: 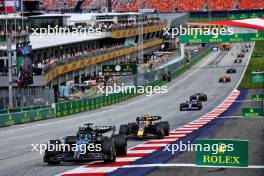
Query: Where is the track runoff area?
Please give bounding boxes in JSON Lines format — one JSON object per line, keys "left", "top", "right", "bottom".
{"left": 53, "top": 40, "right": 264, "bottom": 176}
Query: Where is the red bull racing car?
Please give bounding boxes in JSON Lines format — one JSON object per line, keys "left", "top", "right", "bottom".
{"left": 119, "top": 115, "right": 170, "bottom": 139}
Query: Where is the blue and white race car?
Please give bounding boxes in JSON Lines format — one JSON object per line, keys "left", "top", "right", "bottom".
{"left": 180, "top": 100, "right": 202, "bottom": 111}
{"left": 44, "top": 123, "right": 127, "bottom": 165}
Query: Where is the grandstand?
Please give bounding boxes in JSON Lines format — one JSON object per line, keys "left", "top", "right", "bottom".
{"left": 40, "top": 0, "right": 264, "bottom": 12}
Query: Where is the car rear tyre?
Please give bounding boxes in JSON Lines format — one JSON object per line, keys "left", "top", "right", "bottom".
{"left": 113, "top": 134, "right": 127, "bottom": 156}
{"left": 103, "top": 139, "right": 116, "bottom": 163}
{"left": 155, "top": 123, "right": 165, "bottom": 139}
{"left": 202, "top": 95, "right": 207, "bottom": 101}
{"left": 160, "top": 121, "right": 170, "bottom": 136}
{"left": 44, "top": 140, "right": 61, "bottom": 165}
{"left": 119, "top": 125, "right": 129, "bottom": 135}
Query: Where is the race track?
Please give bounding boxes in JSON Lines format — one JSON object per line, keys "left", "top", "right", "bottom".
{"left": 0, "top": 42, "right": 253, "bottom": 176}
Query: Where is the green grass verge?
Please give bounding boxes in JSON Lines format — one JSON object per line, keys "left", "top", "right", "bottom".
{"left": 239, "top": 42, "right": 264, "bottom": 89}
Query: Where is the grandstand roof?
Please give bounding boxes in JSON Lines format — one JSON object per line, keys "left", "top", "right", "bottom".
{"left": 66, "top": 13, "right": 96, "bottom": 24}
{"left": 0, "top": 14, "right": 27, "bottom": 20}
{"left": 30, "top": 33, "right": 106, "bottom": 49}
{"left": 29, "top": 13, "right": 70, "bottom": 18}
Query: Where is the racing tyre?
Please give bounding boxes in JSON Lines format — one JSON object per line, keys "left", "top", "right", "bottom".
{"left": 64, "top": 136, "right": 77, "bottom": 144}
{"left": 102, "top": 138, "right": 116, "bottom": 163}
{"left": 161, "top": 121, "right": 170, "bottom": 136}
{"left": 113, "top": 134, "right": 127, "bottom": 156}
{"left": 155, "top": 123, "right": 165, "bottom": 139}
{"left": 44, "top": 140, "right": 61, "bottom": 165}
{"left": 180, "top": 104, "right": 184, "bottom": 111}
{"left": 119, "top": 125, "right": 129, "bottom": 135}
{"left": 202, "top": 95, "right": 207, "bottom": 101}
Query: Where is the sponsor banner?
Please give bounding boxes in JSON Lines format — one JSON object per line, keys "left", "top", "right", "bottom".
{"left": 180, "top": 32, "right": 264, "bottom": 44}
{"left": 251, "top": 94, "right": 263, "bottom": 101}
{"left": 251, "top": 71, "right": 264, "bottom": 83}
{"left": 102, "top": 64, "right": 137, "bottom": 75}
{"left": 111, "top": 24, "right": 166, "bottom": 38}
{"left": 0, "top": 108, "right": 55, "bottom": 127}
{"left": 242, "top": 108, "right": 263, "bottom": 117}
{"left": 196, "top": 139, "right": 248, "bottom": 167}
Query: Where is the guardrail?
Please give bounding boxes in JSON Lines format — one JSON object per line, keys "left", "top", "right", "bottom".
{"left": 0, "top": 105, "right": 51, "bottom": 115}
{"left": 0, "top": 108, "right": 55, "bottom": 128}
{"left": 0, "top": 48, "right": 211, "bottom": 127}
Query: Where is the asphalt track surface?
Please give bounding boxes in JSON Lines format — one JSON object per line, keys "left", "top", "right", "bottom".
{"left": 0, "top": 42, "right": 253, "bottom": 176}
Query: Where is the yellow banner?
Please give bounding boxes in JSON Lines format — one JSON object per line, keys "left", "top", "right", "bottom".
{"left": 110, "top": 24, "right": 166, "bottom": 38}
{"left": 44, "top": 38, "right": 163, "bottom": 84}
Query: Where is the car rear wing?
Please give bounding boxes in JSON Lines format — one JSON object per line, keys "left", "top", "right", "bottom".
{"left": 94, "top": 126, "right": 116, "bottom": 134}
{"left": 136, "top": 116, "right": 162, "bottom": 122}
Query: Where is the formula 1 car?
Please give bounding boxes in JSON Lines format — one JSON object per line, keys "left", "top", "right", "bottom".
{"left": 234, "top": 58, "right": 242, "bottom": 63}
{"left": 190, "top": 93, "right": 207, "bottom": 102}
{"left": 219, "top": 75, "right": 231, "bottom": 83}
{"left": 119, "top": 115, "right": 170, "bottom": 139}
{"left": 226, "top": 68, "right": 236, "bottom": 74}
{"left": 180, "top": 100, "right": 202, "bottom": 111}
{"left": 44, "top": 123, "right": 127, "bottom": 165}
{"left": 237, "top": 53, "right": 245, "bottom": 58}
{"left": 242, "top": 48, "right": 249, "bottom": 53}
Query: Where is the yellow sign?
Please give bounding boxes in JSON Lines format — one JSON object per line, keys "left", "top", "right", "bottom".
{"left": 110, "top": 24, "right": 166, "bottom": 38}
{"left": 44, "top": 38, "right": 163, "bottom": 84}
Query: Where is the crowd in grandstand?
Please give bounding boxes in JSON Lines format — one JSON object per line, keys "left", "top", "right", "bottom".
{"left": 40, "top": 0, "right": 264, "bottom": 12}
{"left": 32, "top": 43, "right": 124, "bottom": 75}
{"left": 95, "top": 18, "right": 163, "bottom": 32}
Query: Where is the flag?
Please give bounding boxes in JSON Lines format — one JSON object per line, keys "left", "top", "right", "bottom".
{"left": 15, "top": 0, "right": 21, "bottom": 11}
{"left": 4, "top": 0, "right": 15, "bottom": 13}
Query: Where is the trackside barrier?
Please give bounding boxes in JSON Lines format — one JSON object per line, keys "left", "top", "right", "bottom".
{"left": 0, "top": 48, "right": 211, "bottom": 127}
{"left": 0, "top": 105, "right": 51, "bottom": 115}
{"left": 0, "top": 108, "right": 55, "bottom": 128}
{"left": 55, "top": 91, "right": 139, "bottom": 117}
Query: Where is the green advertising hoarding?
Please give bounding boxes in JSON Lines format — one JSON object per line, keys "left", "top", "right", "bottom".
{"left": 180, "top": 32, "right": 264, "bottom": 44}
{"left": 242, "top": 108, "right": 263, "bottom": 117}
{"left": 251, "top": 94, "right": 263, "bottom": 101}
{"left": 0, "top": 108, "right": 54, "bottom": 128}
{"left": 196, "top": 139, "right": 248, "bottom": 167}
{"left": 102, "top": 64, "right": 137, "bottom": 75}
{"left": 251, "top": 71, "right": 264, "bottom": 83}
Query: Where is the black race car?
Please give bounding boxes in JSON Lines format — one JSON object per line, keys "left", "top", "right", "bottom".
{"left": 44, "top": 123, "right": 127, "bottom": 165}
{"left": 242, "top": 48, "right": 249, "bottom": 53}
{"left": 226, "top": 68, "right": 236, "bottom": 74}
{"left": 237, "top": 53, "right": 245, "bottom": 58}
{"left": 119, "top": 115, "right": 170, "bottom": 139}
{"left": 190, "top": 93, "right": 207, "bottom": 101}
{"left": 180, "top": 100, "right": 202, "bottom": 111}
